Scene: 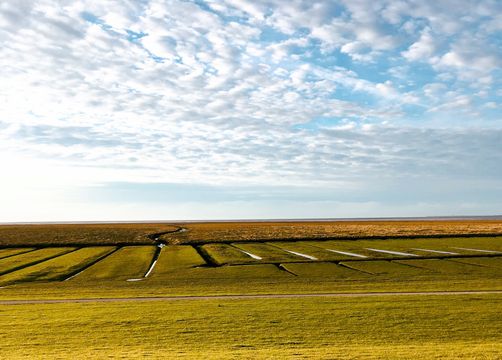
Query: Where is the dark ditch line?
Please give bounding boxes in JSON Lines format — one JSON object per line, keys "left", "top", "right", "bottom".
{"left": 0, "top": 248, "right": 39, "bottom": 261}
{"left": 443, "top": 258, "right": 491, "bottom": 268}
{"left": 447, "top": 258, "right": 497, "bottom": 268}
{"left": 64, "top": 246, "right": 122, "bottom": 281}
{"left": 337, "top": 262, "right": 375, "bottom": 275}
{"left": 391, "top": 258, "right": 491, "bottom": 273}
{"left": 0, "top": 248, "right": 80, "bottom": 277}
{"left": 275, "top": 264, "right": 297, "bottom": 276}
{"left": 180, "top": 233, "right": 502, "bottom": 246}
{"left": 389, "top": 260, "right": 440, "bottom": 273}
{"left": 193, "top": 245, "right": 218, "bottom": 267}
{"left": 147, "top": 226, "right": 187, "bottom": 245}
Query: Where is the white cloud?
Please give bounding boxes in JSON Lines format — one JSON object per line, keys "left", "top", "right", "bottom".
{"left": 402, "top": 27, "right": 436, "bottom": 61}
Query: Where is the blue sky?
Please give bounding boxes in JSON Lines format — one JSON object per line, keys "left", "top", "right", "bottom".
{"left": 0, "top": 0, "right": 501, "bottom": 221}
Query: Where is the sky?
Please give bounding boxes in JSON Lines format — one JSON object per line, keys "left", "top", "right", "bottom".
{"left": 0, "top": 0, "right": 501, "bottom": 221}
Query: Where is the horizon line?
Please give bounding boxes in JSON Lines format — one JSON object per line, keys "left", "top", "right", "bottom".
{"left": 2, "top": 215, "right": 502, "bottom": 225}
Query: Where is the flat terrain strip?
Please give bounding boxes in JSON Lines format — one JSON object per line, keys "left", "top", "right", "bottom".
{"left": 340, "top": 260, "right": 432, "bottom": 276}
{"left": 151, "top": 264, "right": 290, "bottom": 280}
{"left": 449, "top": 257, "right": 502, "bottom": 269}
{"left": 0, "top": 290, "right": 501, "bottom": 305}
{"left": 71, "top": 246, "right": 156, "bottom": 281}
{"left": 0, "top": 247, "right": 115, "bottom": 285}
{"left": 395, "top": 259, "right": 495, "bottom": 274}
{"left": 0, "top": 247, "right": 76, "bottom": 276}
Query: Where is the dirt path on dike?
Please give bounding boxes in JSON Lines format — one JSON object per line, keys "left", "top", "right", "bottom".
{"left": 0, "top": 290, "right": 501, "bottom": 305}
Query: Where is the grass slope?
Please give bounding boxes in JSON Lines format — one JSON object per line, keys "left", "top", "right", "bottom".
{"left": 0, "top": 294, "right": 501, "bottom": 359}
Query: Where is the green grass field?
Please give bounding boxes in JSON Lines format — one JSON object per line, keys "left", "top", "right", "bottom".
{"left": 0, "top": 247, "right": 115, "bottom": 285}
{"left": 0, "top": 247, "right": 76, "bottom": 276}
{"left": 72, "top": 246, "right": 155, "bottom": 281}
{"left": 0, "top": 223, "right": 501, "bottom": 358}
{"left": 1, "top": 294, "right": 501, "bottom": 359}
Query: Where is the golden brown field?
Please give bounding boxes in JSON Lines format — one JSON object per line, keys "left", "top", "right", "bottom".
{"left": 2, "top": 220, "right": 502, "bottom": 246}
{"left": 0, "top": 223, "right": 179, "bottom": 246}
{"left": 161, "top": 220, "right": 502, "bottom": 244}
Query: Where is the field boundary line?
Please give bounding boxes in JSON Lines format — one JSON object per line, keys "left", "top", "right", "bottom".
{"left": 2, "top": 290, "right": 501, "bottom": 305}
